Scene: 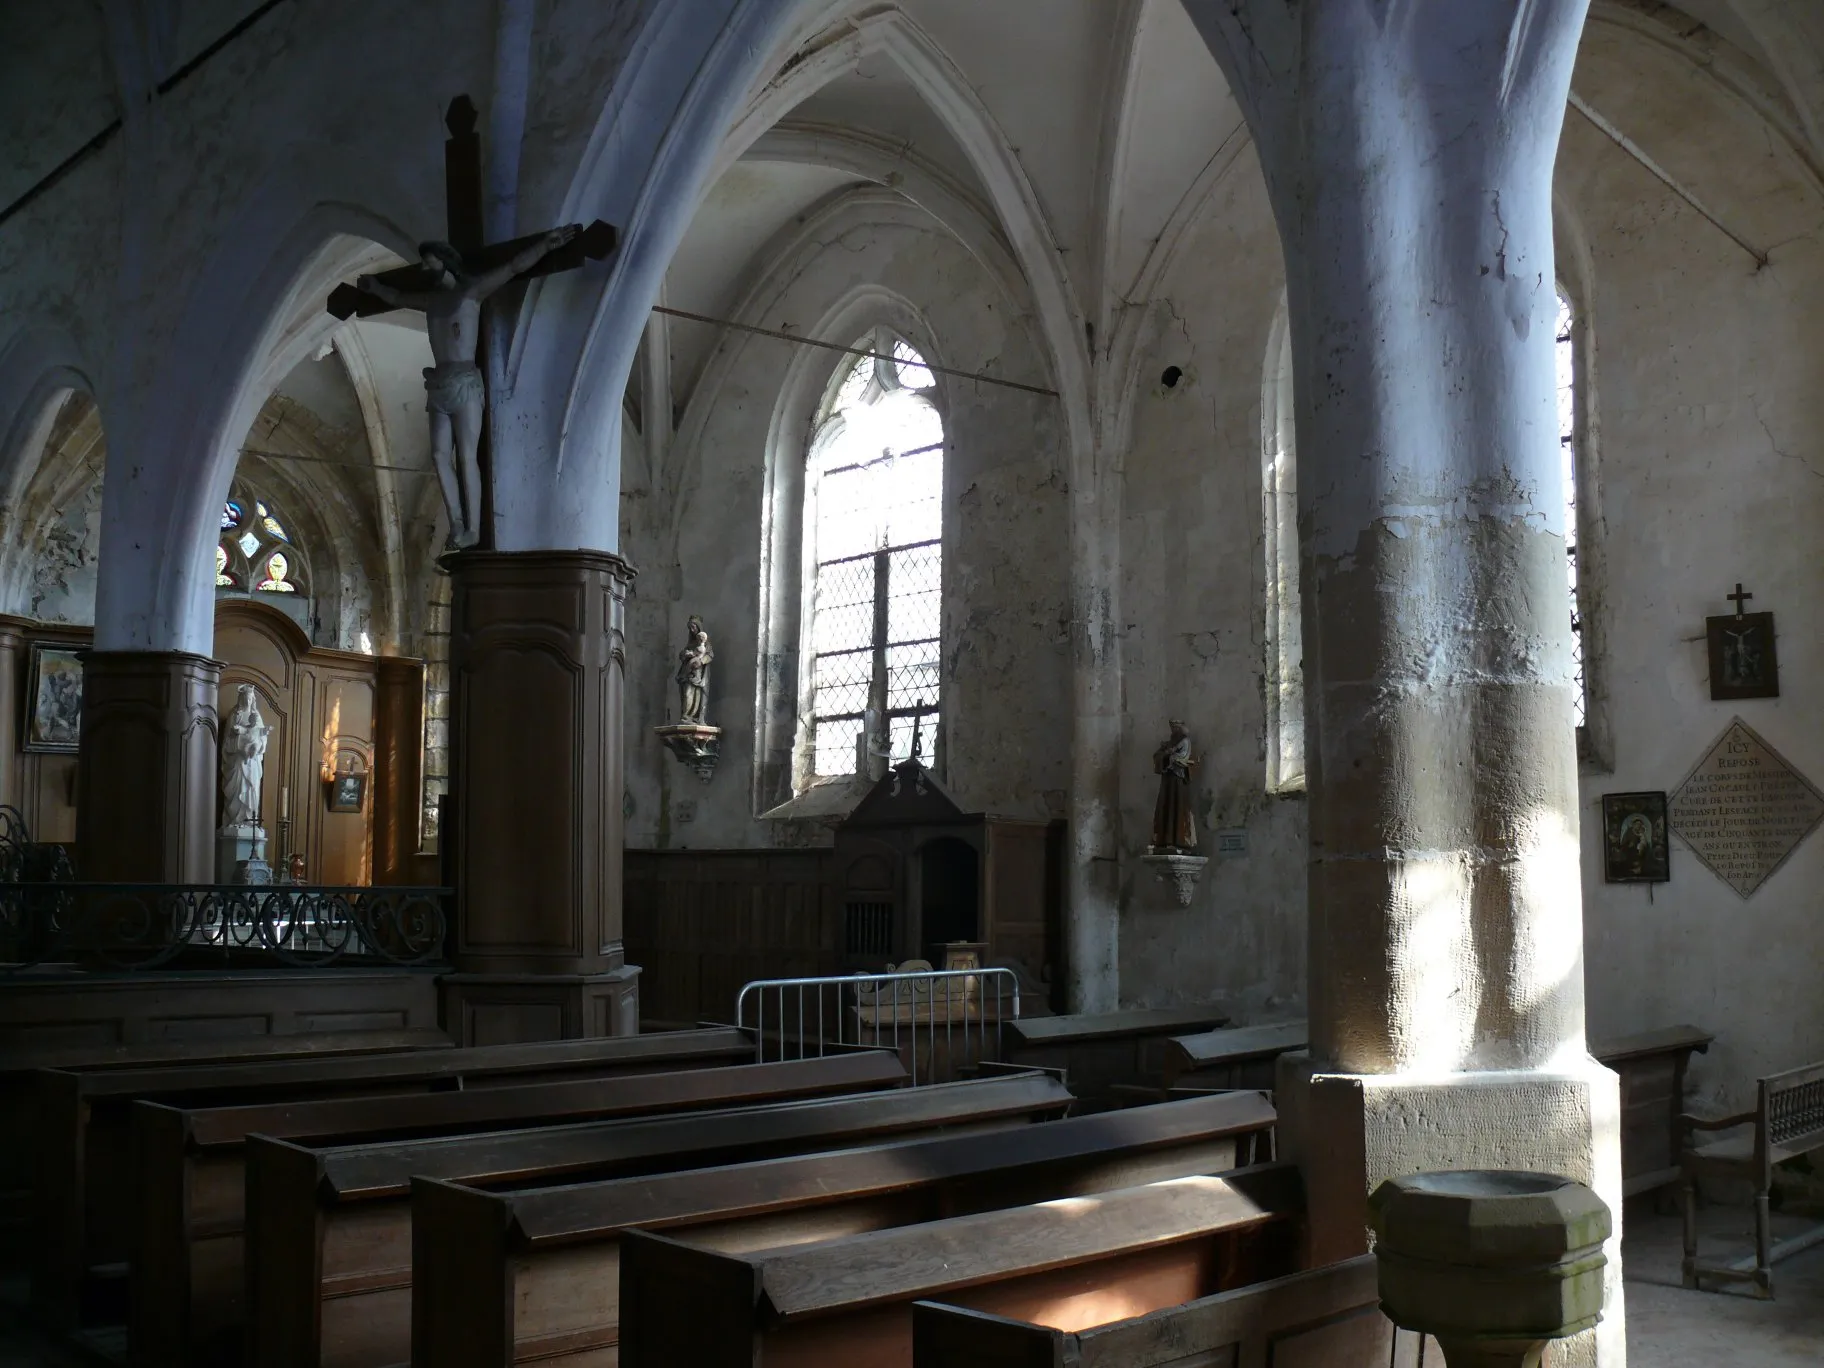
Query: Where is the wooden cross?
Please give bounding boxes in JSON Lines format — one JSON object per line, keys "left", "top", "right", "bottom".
{"left": 326, "top": 96, "right": 616, "bottom": 322}
{"left": 1727, "top": 583, "right": 1753, "bottom": 618}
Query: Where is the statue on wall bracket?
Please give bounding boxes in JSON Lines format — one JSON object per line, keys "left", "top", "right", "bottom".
{"left": 656, "top": 615, "right": 721, "bottom": 783}
{"left": 1140, "top": 718, "right": 1208, "bottom": 907}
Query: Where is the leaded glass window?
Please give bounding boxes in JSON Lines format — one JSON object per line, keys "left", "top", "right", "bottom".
{"left": 806, "top": 337, "right": 944, "bottom": 780}
{"left": 215, "top": 484, "right": 307, "bottom": 599}
{"left": 1556, "top": 291, "right": 1587, "bottom": 731}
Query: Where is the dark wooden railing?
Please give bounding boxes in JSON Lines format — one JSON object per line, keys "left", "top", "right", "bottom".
{"left": 0, "top": 807, "right": 448, "bottom": 972}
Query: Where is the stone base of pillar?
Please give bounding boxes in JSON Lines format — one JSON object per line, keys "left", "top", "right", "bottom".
{"left": 1276, "top": 1053, "right": 1626, "bottom": 1367}
{"left": 440, "top": 967, "right": 641, "bottom": 1045}
{"left": 76, "top": 651, "right": 221, "bottom": 882}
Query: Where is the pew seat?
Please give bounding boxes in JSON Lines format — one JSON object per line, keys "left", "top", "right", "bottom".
{"left": 619, "top": 1157, "right": 1301, "bottom": 1368}
{"left": 130, "top": 1051, "right": 904, "bottom": 1367}
{"left": 1005, "top": 1005, "right": 1230, "bottom": 1104}
{"left": 912, "top": 1253, "right": 1391, "bottom": 1366}
{"left": 413, "top": 1090, "right": 1278, "bottom": 1367}
{"left": 1161, "top": 1019, "right": 1308, "bottom": 1090}
{"left": 246, "top": 1071, "right": 1075, "bottom": 1368}
{"left": 0, "top": 1026, "right": 451, "bottom": 1273}
{"left": 33, "top": 1025, "right": 757, "bottom": 1328}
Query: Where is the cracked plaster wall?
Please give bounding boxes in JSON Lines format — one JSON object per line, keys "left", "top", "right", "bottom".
{"left": 622, "top": 205, "right": 1070, "bottom": 850}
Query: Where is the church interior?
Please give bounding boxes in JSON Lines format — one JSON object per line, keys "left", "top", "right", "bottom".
{"left": 2, "top": 2, "right": 1823, "bottom": 1364}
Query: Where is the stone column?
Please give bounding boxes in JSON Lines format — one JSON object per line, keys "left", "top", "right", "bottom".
{"left": 1179, "top": 3, "right": 1623, "bottom": 1363}
{"left": 438, "top": 550, "right": 640, "bottom": 1044}
{"left": 75, "top": 652, "right": 221, "bottom": 881}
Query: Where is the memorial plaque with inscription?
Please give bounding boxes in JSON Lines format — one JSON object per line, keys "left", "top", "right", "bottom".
{"left": 1669, "top": 719, "right": 1824, "bottom": 898}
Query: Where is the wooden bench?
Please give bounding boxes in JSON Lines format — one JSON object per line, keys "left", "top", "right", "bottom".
{"left": 1591, "top": 1024, "right": 1713, "bottom": 1199}
{"left": 619, "top": 1161, "right": 1301, "bottom": 1367}
{"left": 1161, "top": 1020, "right": 1308, "bottom": 1090}
{"left": 1005, "top": 1005, "right": 1230, "bottom": 1103}
{"left": 412, "top": 1091, "right": 1276, "bottom": 1368}
{"left": 912, "top": 1253, "right": 1390, "bottom": 1366}
{"left": 130, "top": 1052, "right": 904, "bottom": 1367}
{"left": 0, "top": 1026, "right": 450, "bottom": 1272}
{"left": 1680, "top": 1058, "right": 1824, "bottom": 1297}
{"left": 31, "top": 1025, "right": 756, "bottom": 1327}
{"left": 248, "top": 1072, "right": 1075, "bottom": 1368}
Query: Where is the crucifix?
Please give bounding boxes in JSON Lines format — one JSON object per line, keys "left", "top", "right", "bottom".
{"left": 1706, "top": 581, "right": 1779, "bottom": 701}
{"left": 1726, "top": 582, "right": 1752, "bottom": 617}
{"left": 326, "top": 96, "right": 617, "bottom": 550}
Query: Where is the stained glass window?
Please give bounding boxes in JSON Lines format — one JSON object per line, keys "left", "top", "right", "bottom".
{"left": 257, "top": 551, "right": 296, "bottom": 593}
{"left": 806, "top": 336, "right": 944, "bottom": 780}
{"left": 1556, "top": 291, "right": 1587, "bottom": 731}
{"left": 215, "top": 484, "right": 307, "bottom": 602}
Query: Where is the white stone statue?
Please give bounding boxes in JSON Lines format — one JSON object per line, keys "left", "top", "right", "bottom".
{"left": 220, "top": 684, "right": 274, "bottom": 830}
{"left": 675, "top": 615, "right": 713, "bottom": 725}
{"left": 356, "top": 225, "right": 580, "bottom": 550}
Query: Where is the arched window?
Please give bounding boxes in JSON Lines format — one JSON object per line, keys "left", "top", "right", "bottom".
{"left": 1555, "top": 289, "right": 1589, "bottom": 733}
{"left": 802, "top": 335, "right": 944, "bottom": 780}
{"left": 218, "top": 490, "right": 307, "bottom": 597}
{"left": 1261, "top": 304, "right": 1304, "bottom": 794}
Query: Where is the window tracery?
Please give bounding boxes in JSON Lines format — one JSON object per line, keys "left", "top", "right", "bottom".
{"left": 803, "top": 335, "right": 945, "bottom": 781}
{"left": 216, "top": 486, "right": 306, "bottom": 597}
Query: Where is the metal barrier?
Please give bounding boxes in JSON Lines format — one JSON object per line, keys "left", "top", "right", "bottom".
{"left": 736, "top": 966, "right": 1020, "bottom": 1086}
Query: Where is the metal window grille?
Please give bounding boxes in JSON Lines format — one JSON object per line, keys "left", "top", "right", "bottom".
{"left": 1556, "top": 293, "right": 1588, "bottom": 732}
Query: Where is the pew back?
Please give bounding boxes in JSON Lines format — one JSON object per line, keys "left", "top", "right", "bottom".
{"left": 412, "top": 1091, "right": 1277, "bottom": 1368}
{"left": 133, "top": 1052, "right": 904, "bottom": 1367}
{"left": 32, "top": 1026, "right": 755, "bottom": 1326}
{"left": 617, "top": 1161, "right": 1302, "bottom": 1368}
{"left": 247, "top": 1072, "right": 1075, "bottom": 1368}
{"left": 910, "top": 1254, "right": 1391, "bottom": 1367}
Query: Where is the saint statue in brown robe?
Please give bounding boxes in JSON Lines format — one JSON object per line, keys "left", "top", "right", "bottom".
{"left": 1150, "top": 720, "right": 1198, "bottom": 853}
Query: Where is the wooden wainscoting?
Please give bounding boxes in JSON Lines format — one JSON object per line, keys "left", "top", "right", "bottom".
{"left": 623, "top": 849, "right": 840, "bottom": 1025}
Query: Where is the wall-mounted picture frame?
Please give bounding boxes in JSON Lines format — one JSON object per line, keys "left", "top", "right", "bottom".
{"left": 327, "top": 771, "right": 367, "bottom": 814}
{"left": 1602, "top": 791, "right": 1671, "bottom": 884}
{"left": 1706, "top": 611, "right": 1778, "bottom": 700}
{"left": 23, "top": 642, "right": 84, "bottom": 754}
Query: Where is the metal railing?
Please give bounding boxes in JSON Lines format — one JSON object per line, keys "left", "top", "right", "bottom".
{"left": 736, "top": 966, "right": 1019, "bottom": 1086}
{"left": 0, "top": 882, "right": 450, "bottom": 973}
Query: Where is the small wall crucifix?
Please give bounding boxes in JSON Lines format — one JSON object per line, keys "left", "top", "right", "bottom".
{"left": 1706, "top": 582, "right": 1778, "bottom": 700}
{"left": 325, "top": 96, "right": 618, "bottom": 552}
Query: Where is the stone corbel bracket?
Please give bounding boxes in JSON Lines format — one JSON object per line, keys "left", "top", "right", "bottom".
{"left": 1141, "top": 851, "right": 1208, "bottom": 907}
{"left": 656, "top": 723, "right": 722, "bottom": 784}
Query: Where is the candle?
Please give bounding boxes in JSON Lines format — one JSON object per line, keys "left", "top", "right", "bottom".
{"left": 281, "top": 786, "right": 289, "bottom": 821}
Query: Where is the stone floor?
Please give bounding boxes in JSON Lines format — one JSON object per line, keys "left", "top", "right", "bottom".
{"left": 1623, "top": 1202, "right": 1824, "bottom": 1365}
{"left": 3, "top": 1206, "right": 1820, "bottom": 1365}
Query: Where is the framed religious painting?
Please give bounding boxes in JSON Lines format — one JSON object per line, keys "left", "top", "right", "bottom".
{"left": 328, "top": 771, "right": 367, "bottom": 814}
{"left": 22, "top": 642, "right": 84, "bottom": 754}
{"left": 1706, "top": 612, "right": 1778, "bottom": 700}
{"left": 1602, "top": 791, "right": 1670, "bottom": 884}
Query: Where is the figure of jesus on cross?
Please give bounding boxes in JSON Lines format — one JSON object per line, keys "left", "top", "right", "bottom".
{"left": 355, "top": 229, "right": 576, "bottom": 547}
{"left": 329, "top": 97, "right": 616, "bottom": 551}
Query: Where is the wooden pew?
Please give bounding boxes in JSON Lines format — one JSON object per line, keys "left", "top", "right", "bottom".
{"left": 417, "top": 1091, "right": 1280, "bottom": 1368}
{"left": 911, "top": 1253, "right": 1391, "bottom": 1366}
{"left": 131, "top": 1052, "right": 904, "bottom": 1367}
{"left": 1592, "top": 1024, "right": 1713, "bottom": 1199}
{"left": 1161, "top": 1020, "right": 1308, "bottom": 1090}
{"left": 249, "top": 1072, "right": 1075, "bottom": 1368}
{"left": 619, "top": 1163, "right": 1301, "bottom": 1368}
{"left": 0, "top": 1027, "right": 450, "bottom": 1274}
{"left": 1004, "top": 1005, "right": 1230, "bottom": 1104}
{"left": 32, "top": 1025, "right": 755, "bottom": 1327}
